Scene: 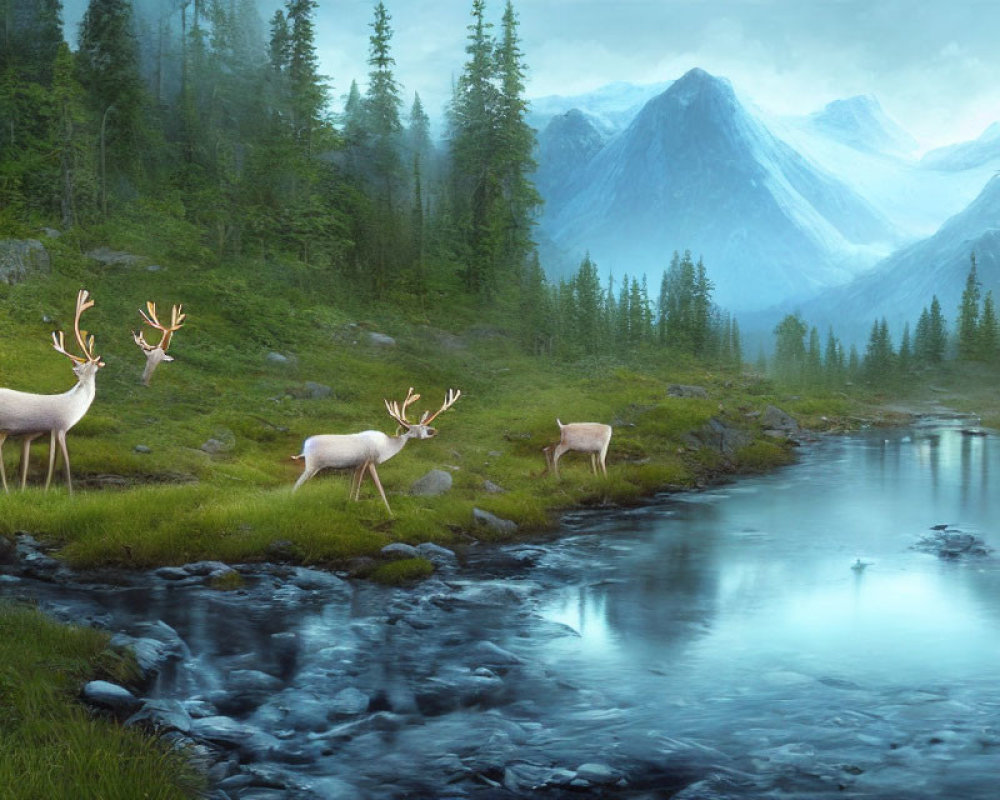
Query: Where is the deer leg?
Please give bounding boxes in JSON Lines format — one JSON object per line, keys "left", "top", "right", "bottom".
{"left": 43, "top": 431, "right": 58, "bottom": 490}
{"left": 55, "top": 430, "right": 72, "bottom": 495}
{"left": 0, "top": 433, "right": 7, "bottom": 493}
{"left": 292, "top": 464, "right": 319, "bottom": 491}
{"left": 367, "top": 463, "right": 392, "bottom": 515}
{"left": 19, "top": 433, "right": 41, "bottom": 490}
{"left": 350, "top": 463, "right": 367, "bottom": 501}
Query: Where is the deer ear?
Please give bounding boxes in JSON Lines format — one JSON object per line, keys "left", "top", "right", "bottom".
{"left": 163, "top": 354, "right": 174, "bottom": 362}
{"left": 419, "top": 410, "right": 430, "bottom": 424}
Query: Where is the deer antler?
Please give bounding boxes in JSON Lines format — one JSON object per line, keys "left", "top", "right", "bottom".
{"left": 52, "top": 290, "right": 100, "bottom": 364}
{"left": 420, "top": 388, "right": 462, "bottom": 425}
{"left": 384, "top": 387, "right": 421, "bottom": 428}
{"left": 137, "top": 301, "right": 185, "bottom": 351}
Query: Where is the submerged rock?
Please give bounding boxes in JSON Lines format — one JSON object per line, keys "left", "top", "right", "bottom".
{"left": 914, "top": 527, "right": 991, "bottom": 559}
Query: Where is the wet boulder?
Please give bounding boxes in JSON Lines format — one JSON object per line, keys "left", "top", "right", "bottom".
{"left": 83, "top": 680, "right": 141, "bottom": 715}
{"left": 914, "top": 527, "right": 991, "bottom": 559}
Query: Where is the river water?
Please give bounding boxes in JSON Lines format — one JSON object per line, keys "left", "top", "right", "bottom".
{"left": 4, "top": 418, "right": 1000, "bottom": 799}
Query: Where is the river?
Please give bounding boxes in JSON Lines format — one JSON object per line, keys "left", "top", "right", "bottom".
{"left": 4, "top": 417, "right": 1000, "bottom": 799}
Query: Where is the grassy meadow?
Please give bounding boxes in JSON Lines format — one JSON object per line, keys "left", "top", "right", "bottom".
{"left": 0, "top": 212, "right": 837, "bottom": 576}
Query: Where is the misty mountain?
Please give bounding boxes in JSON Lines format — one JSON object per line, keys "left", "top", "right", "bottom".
{"left": 528, "top": 81, "right": 669, "bottom": 137}
{"left": 921, "top": 123, "right": 1000, "bottom": 171}
{"left": 534, "top": 109, "right": 610, "bottom": 209}
{"left": 537, "top": 68, "right": 901, "bottom": 311}
{"left": 802, "top": 95, "right": 918, "bottom": 157}
{"left": 776, "top": 174, "right": 1000, "bottom": 347}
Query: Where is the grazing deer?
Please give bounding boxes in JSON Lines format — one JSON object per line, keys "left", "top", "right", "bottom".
{"left": 132, "top": 301, "right": 185, "bottom": 385}
{"left": 0, "top": 290, "right": 104, "bottom": 494}
{"left": 543, "top": 419, "right": 612, "bottom": 478}
{"left": 292, "top": 387, "right": 461, "bottom": 514}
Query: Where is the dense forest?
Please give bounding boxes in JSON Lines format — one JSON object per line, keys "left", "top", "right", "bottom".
{"left": 1, "top": 0, "right": 993, "bottom": 383}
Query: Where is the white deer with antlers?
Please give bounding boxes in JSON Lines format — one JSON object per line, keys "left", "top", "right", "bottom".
{"left": 0, "top": 289, "right": 105, "bottom": 494}
{"left": 543, "top": 419, "right": 613, "bottom": 478}
{"left": 292, "top": 387, "right": 461, "bottom": 514}
{"left": 132, "top": 301, "right": 185, "bottom": 385}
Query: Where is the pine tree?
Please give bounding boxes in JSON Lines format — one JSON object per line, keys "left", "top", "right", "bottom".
{"left": 51, "top": 42, "right": 96, "bottom": 226}
{"left": 958, "top": 252, "right": 981, "bottom": 360}
{"left": 979, "top": 290, "right": 999, "bottom": 361}
{"left": 573, "top": 254, "right": 603, "bottom": 355}
{"left": 494, "top": 0, "right": 541, "bottom": 279}
{"left": 772, "top": 314, "right": 807, "bottom": 384}
{"left": 806, "top": 326, "right": 822, "bottom": 385}
{"left": 448, "top": 0, "right": 499, "bottom": 297}
{"left": 928, "top": 295, "right": 947, "bottom": 363}
{"left": 897, "top": 322, "right": 913, "bottom": 381}
{"left": 364, "top": 1, "right": 402, "bottom": 204}
{"left": 2, "top": 0, "right": 64, "bottom": 83}
{"left": 77, "top": 0, "right": 147, "bottom": 214}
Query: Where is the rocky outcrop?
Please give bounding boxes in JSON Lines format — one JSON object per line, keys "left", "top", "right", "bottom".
{"left": 0, "top": 239, "right": 50, "bottom": 284}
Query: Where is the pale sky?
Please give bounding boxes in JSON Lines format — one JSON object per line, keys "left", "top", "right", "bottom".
{"left": 62, "top": 0, "right": 1000, "bottom": 150}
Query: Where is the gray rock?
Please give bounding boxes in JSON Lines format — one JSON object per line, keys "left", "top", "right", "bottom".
{"left": 0, "top": 239, "right": 50, "bottom": 284}
{"left": 687, "top": 417, "right": 753, "bottom": 457}
{"left": 181, "top": 560, "right": 232, "bottom": 577}
{"left": 86, "top": 246, "right": 142, "bottom": 267}
{"left": 228, "top": 669, "right": 283, "bottom": 695}
{"left": 483, "top": 479, "right": 506, "bottom": 494}
{"left": 415, "top": 542, "right": 458, "bottom": 566}
{"left": 265, "top": 351, "right": 291, "bottom": 365}
{"left": 469, "top": 640, "right": 522, "bottom": 668}
{"left": 201, "top": 430, "right": 235, "bottom": 454}
{"left": 303, "top": 381, "right": 332, "bottom": 399}
{"left": 0, "top": 536, "right": 16, "bottom": 565}
{"left": 153, "top": 566, "right": 189, "bottom": 581}
{"left": 381, "top": 542, "right": 419, "bottom": 560}
{"left": 667, "top": 384, "right": 708, "bottom": 398}
{"left": 126, "top": 698, "right": 193, "bottom": 734}
{"left": 330, "top": 687, "right": 369, "bottom": 716}
{"left": 83, "top": 680, "right": 141, "bottom": 713}
{"left": 575, "top": 762, "right": 619, "bottom": 784}
{"left": 133, "top": 444, "right": 152, "bottom": 454}
{"left": 410, "top": 469, "right": 453, "bottom": 496}
{"left": 365, "top": 331, "right": 396, "bottom": 347}
{"left": 762, "top": 404, "right": 800, "bottom": 433}
{"left": 287, "top": 567, "right": 350, "bottom": 593}
{"left": 473, "top": 507, "right": 517, "bottom": 535}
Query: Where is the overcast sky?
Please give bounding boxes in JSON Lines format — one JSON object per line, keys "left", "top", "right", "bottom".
{"left": 62, "top": 0, "right": 1000, "bottom": 150}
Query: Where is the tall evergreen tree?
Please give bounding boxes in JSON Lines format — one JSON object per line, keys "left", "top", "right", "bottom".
{"left": 772, "top": 314, "right": 807, "bottom": 383}
{"left": 364, "top": 1, "right": 402, "bottom": 203}
{"left": 958, "top": 252, "right": 981, "bottom": 360}
{"left": 493, "top": 0, "right": 541, "bottom": 279}
{"left": 448, "top": 0, "right": 499, "bottom": 296}
{"left": 979, "top": 290, "right": 999, "bottom": 361}
{"left": 77, "top": 0, "right": 147, "bottom": 214}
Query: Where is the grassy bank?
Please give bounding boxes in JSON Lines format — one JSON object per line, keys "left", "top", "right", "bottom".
{"left": 0, "top": 218, "right": 836, "bottom": 574}
{"left": 0, "top": 602, "right": 203, "bottom": 799}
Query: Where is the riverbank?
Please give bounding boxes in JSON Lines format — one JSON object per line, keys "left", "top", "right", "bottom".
{"left": 3, "top": 413, "right": 997, "bottom": 800}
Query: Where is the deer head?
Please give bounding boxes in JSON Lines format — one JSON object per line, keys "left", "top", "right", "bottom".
{"left": 51, "top": 289, "right": 104, "bottom": 380}
{"left": 132, "top": 301, "right": 185, "bottom": 385}
{"left": 384, "top": 387, "right": 462, "bottom": 440}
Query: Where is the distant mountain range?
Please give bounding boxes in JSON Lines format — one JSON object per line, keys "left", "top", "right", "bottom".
{"left": 530, "top": 68, "right": 1000, "bottom": 344}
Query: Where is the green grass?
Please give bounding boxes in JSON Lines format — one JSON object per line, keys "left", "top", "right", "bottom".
{"left": 0, "top": 602, "right": 204, "bottom": 800}
{"left": 0, "top": 215, "right": 820, "bottom": 575}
